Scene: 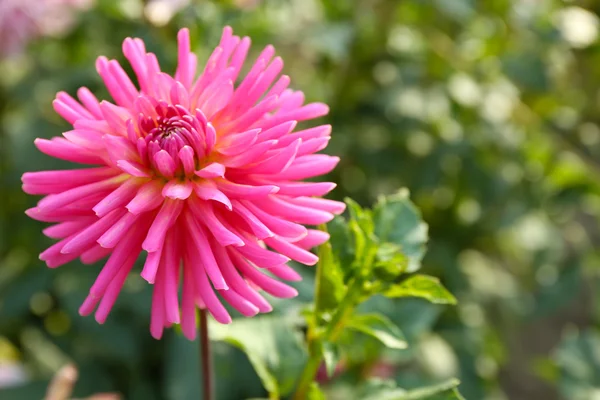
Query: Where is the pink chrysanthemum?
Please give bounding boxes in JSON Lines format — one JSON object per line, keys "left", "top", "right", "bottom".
{"left": 22, "top": 27, "right": 344, "bottom": 339}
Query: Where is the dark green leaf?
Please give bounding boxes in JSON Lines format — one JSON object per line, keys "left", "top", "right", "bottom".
{"left": 372, "top": 190, "right": 428, "bottom": 272}
{"left": 164, "top": 331, "right": 200, "bottom": 400}
{"left": 384, "top": 275, "right": 457, "bottom": 305}
{"left": 373, "top": 242, "right": 410, "bottom": 279}
{"left": 210, "top": 316, "right": 307, "bottom": 397}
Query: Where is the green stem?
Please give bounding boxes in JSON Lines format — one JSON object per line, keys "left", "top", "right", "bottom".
{"left": 324, "top": 278, "right": 363, "bottom": 342}
{"left": 291, "top": 341, "right": 324, "bottom": 400}
{"left": 292, "top": 278, "right": 363, "bottom": 399}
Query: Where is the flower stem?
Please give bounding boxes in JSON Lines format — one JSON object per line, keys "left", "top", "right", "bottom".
{"left": 292, "top": 278, "right": 363, "bottom": 399}
{"left": 199, "top": 309, "right": 214, "bottom": 400}
{"left": 292, "top": 343, "right": 323, "bottom": 400}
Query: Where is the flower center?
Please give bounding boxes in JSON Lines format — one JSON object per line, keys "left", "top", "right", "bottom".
{"left": 135, "top": 101, "right": 214, "bottom": 178}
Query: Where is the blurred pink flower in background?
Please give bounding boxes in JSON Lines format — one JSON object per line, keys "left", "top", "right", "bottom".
{"left": 0, "top": 0, "right": 93, "bottom": 57}
{"left": 0, "top": 362, "right": 27, "bottom": 388}
{"left": 23, "top": 27, "right": 344, "bottom": 339}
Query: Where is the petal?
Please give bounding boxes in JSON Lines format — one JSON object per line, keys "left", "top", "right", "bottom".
{"left": 162, "top": 231, "right": 181, "bottom": 324}
{"left": 246, "top": 138, "right": 300, "bottom": 174}
{"left": 270, "top": 181, "right": 336, "bottom": 197}
{"left": 181, "top": 261, "right": 197, "bottom": 340}
{"left": 183, "top": 212, "right": 228, "bottom": 290}
{"left": 192, "top": 180, "right": 232, "bottom": 210}
{"left": 253, "top": 195, "right": 334, "bottom": 225}
{"left": 162, "top": 180, "right": 193, "bottom": 200}
{"left": 234, "top": 237, "right": 290, "bottom": 268}
{"left": 241, "top": 200, "right": 306, "bottom": 240}
{"left": 212, "top": 242, "right": 272, "bottom": 313}
{"left": 294, "top": 229, "right": 330, "bottom": 249}
{"left": 61, "top": 209, "right": 124, "bottom": 254}
{"left": 229, "top": 250, "right": 297, "bottom": 298}
{"left": 216, "top": 180, "right": 279, "bottom": 199}
{"left": 97, "top": 212, "right": 141, "bottom": 249}
{"left": 265, "top": 155, "right": 340, "bottom": 180}
{"left": 34, "top": 137, "right": 105, "bottom": 165}
{"left": 116, "top": 160, "right": 152, "bottom": 178}
{"left": 195, "top": 162, "right": 225, "bottom": 179}
{"left": 93, "top": 179, "right": 142, "bottom": 217}
{"left": 153, "top": 150, "right": 176, "bottom": 179}
{"left": 142, "top": 199, "right": 184, "bottom": 252}
{"left": 219, "top": 288, "right": 259, "bottom": 317}
{"left": 189, "top": 200, "right": 243, "bottom": 247}
{"left": 178, "top": 146, "right": 195, "bottom": 176}
{"left": 231, "top": 201, "right": 273, "bottom": 240}
{"left": 269, "top": 264, "right": 303, "bottom": 282}
{"left": 264, "top": 236, "right": 318, "bottom": 266}
{"left": 37, "top": 176, "right": 125, "bottom": 213}
{"left": 126, "top": 180, "right": 164, "bottom": 215}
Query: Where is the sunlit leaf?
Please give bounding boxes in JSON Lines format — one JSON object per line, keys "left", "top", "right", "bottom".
{"left": 308, "top": 382, "right": 327, "bottom": 400}
{"left": 347, "top": 314, "right": 407, "bottom": 350}
{"left": 315, "top": 225, "right": 346, "bottom": 314}
{"left": 399, "top": 379, "right": 465, "bottom": 400}
{"left": 346, "top": 198, "right": 375, "bottom": 237}
{"left": 384, "top": 275, "right": 457, "bottom": 305}
{"left": 360, "top": 378, "right": 464, "bottom": 400}
{"left": 322, "top": 341, "right": 340, "bottom": 378}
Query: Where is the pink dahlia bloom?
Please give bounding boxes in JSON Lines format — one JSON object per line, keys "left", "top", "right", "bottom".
{"left": 23, "top": 27, "right": 344, "bottom": 339}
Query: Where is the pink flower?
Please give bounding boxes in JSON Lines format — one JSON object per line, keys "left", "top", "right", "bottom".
{"left": 0, "top": 0, "right": 93, "bottom": 57}
{"left": 23, "top": 27, "right": 344, "bottom": 339}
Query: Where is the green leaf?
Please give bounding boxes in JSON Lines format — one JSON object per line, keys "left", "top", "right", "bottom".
{"left": 373, "top": 242, "right": 409, "bottom": 279}
{"left": 384, "top": 275, "right": 457, "bottom": 305}
{"left": 322, "top": 341, "right": 340, "bottom": 378}
{"left": 327, "top": 215, "right": 355, "bottom": 272}
{"left": 210, "top": 316, "right": 307, "bottom": 397}
{"left": 345, "top": 198, "right": 376, "bottom": 266}
{"left": 360, "top": 379, "right": 464, "bottom": 400}
{"left": 347, "top": 314, "right": 407, "bottom": 349}
{"left": 372, "top": 190, "right": 428, "bottom": 272}
{"left": 554, "top": 328, "right": 600, "bottom": 400}
{"left": 308, "top": 382, "right": 326, "bottom": 400}
{"left": 164, "top": 331, "right": 200, "bottom": 400}
{"left": 349, "top": 219, "right": 368, "bottom": 266}
{"left": 315, "top": 225, "right": 346, "bottom": 314}
{"left": 346, "top": 198, "right": 375, "bottom": 237}
{"left": 400, "top": 379, "right": 465, "bottom": 400}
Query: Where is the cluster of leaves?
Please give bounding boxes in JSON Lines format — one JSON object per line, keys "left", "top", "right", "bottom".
{"left": 211, "top": 192, "right": 459, "bottom": 399}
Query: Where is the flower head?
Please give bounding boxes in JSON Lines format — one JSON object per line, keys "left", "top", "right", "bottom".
{"left": 23, "top": 27, "right": 344, "bottom": 339}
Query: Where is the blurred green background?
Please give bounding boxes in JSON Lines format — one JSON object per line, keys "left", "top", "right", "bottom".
{"left": 2, "top": 0, "right": 600, "bottom": 399}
